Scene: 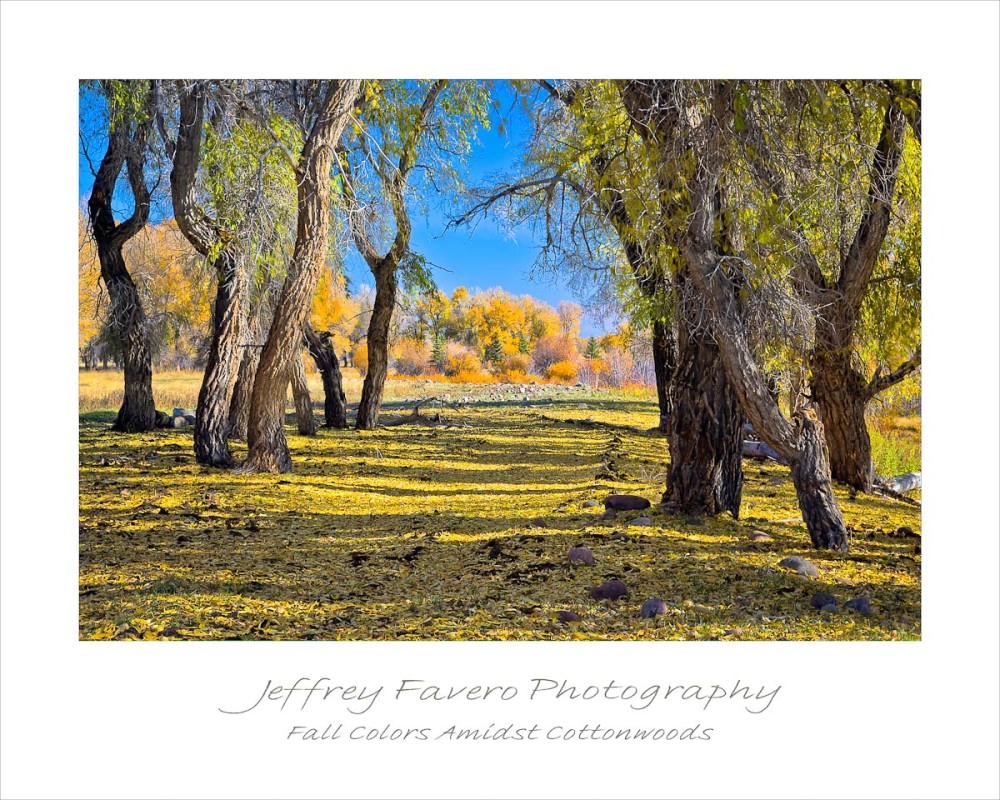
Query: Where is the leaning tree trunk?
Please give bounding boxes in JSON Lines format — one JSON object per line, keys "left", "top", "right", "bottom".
{"left": 651, "top": 319, "right": 675, "bottom": 433}
{"left": 305, "top": 326, "right": 348, "bottom": 428}
{"left": 289, "top": 353, "right": 316, "bottom": 435}
{"left": 356, "top": 265, "right": 398, "bottom": 430}
{"left": 663, "top": 271, "right": 743, "bottom": 517}
{"left": 87, "top": 84, "right": 155, "bottom": 433}
{"left": 811, "top": 345, "right": 874, "bottom": 493}
{"left": 243, "top": 80, "right": 361, "bottom": 473}
{"left": 194, "top": 249, "right": 247, "bottom": 466}
{"left": 789, "top": 409, "right": 849, "bottom": 551}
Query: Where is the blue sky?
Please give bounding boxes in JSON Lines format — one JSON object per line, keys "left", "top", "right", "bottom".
{"left": 78, "top": 81, "right": 617, "bottom": 337}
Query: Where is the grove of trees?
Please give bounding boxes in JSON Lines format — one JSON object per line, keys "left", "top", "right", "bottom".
{"left": 79, "top": 78, "right": 921, "bottom": 552}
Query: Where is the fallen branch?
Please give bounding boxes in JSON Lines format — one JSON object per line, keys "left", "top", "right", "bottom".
{"left": 380, "top": 396, "right": 458, "bottom": 428}
{"left": 742, "top": 440, "right": 789, "bottom": 465}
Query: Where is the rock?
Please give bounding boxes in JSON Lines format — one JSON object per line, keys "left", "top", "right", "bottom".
{"left": 609, "top": 531, "right": 630, "bottom": 542}
{"left": 154, "top": 410, "right": 172, "bottom": 428}
{"left": 601, "top": 509, "right": 617, "bottom": 522}
{"left": 530, "top": 517, "right": 549, "bottom": 528}
{"left": 724, "top": 628, "right": 744, "bottom": 637}
{"left": 896, "top": 526, "right": 918, "bottom": 538}
{"left": 604, "top": 494, "right": 651, "bottom": 512}
{"left": 640, "top": 598, "right": 669, "bottom": 618}
{"left": 172, "top": 416, "right": 189, "bottom": 428}
{"left": 183, "top": 414, "right": 196, "bottom": 424}
{"left": 589, "top": 579, "right": 629, "bottom": 600}
{"left": 568, "top": 546, "right": 595, "bottom": 566}
{"left": 820, "top": 603, "right": 839, "bottom": 613}
{"left": 845, "top": 597, "right": 872, "bottom": 615}
{"left": 582, "top": 500, "right": 600, "bottom": 508}
{"left": 778, "top": 555, "right": 819, "bottom": 577}
{"left": 171, "top": 407, "right": 191, "bottom": 418}
{"left": 577, "top": 403, "right": 589, "bottom": 410}
{"left": 684, "top": 517, "right": 704, "bottom": 526}
{"left": 556, "top": 611, "right": 581, "bottom": 623}
{"left": 810, "top": 592, "right": 837, "bottom": 609}
{"left": 629, "top": 516, "right": 654, "bottom": 527}
{"left": 749, "top": 530, "right": 772, "bottom": 542}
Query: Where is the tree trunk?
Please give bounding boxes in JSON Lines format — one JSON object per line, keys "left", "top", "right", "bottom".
{"left": 356, "top": 265, "right": 398, "bottom": 430}
{"left": 305, "top": 326, "right": 348, "bottom": 428}
{"left": 289, "top": 353, "right": 316, "bottom": 435}
{"left": 243, "top": 80, "right": 360, "bottom": 473}
{"left": 101, "top": 248, "right": 156, "bottom": 433}
{"left": 811, "top": 345, "right": 873, "bottom": 492}
{"left": 789, "top": 409, "right": 849, "bottom": 551}
{"left": 87, "top": 84, "right": 155, "bottom": 433}
{"left": 227, "top": 302, "right": 266, "bottom": 441}
{"left": 193, "top": 249, "right": 247, "bottom": 465}
{"left": 663, "top": 270, "right": 743, "bottom": 517}
{"left": 651, "top": 319, "right": 675, "bottom": 433}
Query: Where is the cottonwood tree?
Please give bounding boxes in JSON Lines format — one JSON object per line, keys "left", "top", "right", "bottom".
{"left": 241, "top": 79, "right": 361, "bottom": 473}
{"left": 677, "top": 81, "right": 851, "bottom": 550}
{"left": 83, "top": 80, "right": 156, "bottom": 432}
{"left": 734, "top": 81, "right": 921, "bottom": 491}
{"left": 336, "top": 80, "right": 488, "bottom": 429}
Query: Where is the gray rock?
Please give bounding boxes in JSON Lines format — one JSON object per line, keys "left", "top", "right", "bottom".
{"left": 154, "top": 410, "right": 172, "bottom": 428}
{"left": 604, "top": 494, "right": 651, "bottom": 512}
{"left": 778, "top": 556, "right": 819, "bottom": 577}
{"left": 896, "top": 526, "right": 918, "bottom": 538}
{"left": 582, "top": 500, "right": 600, "bottom": 508}
{"left": 530, "top": 517, "right": 549, "bottom": 528}
{"left": 820, "top": 603, "right": 839, "bottom": 613}
{"left": 589, "top": 579, "right": 629, "bottom": 600}
{"left": 556, "top": 611, "right": 581, "bottom": 623}
{"left": 183, "top": 414, "right": 196, "bottom": 424}
{"left": 845, "top": 597, "right": 872, "bottom": 615}
{"left": 172, "top": 416, "right": 189, "bottom": 428}
{"left": 601, "top": 509, "right": 617, "bottom": 522}
{"left": 568, "top": 546, "right": 595, "bottom": 566}
{"left": 810, "top": 592, "right": 837, "bottom": 609}
{"left": 749, "top": 530, "right": 773, "bottom": 542}
{"left": 640, "top": 598, "right": 669, "bottom": 618}
{"left": 629, "top": 516, "right": 654, "bottom": 527}
{"left": 172, "top": 407, "right": 189, "bottom": 418}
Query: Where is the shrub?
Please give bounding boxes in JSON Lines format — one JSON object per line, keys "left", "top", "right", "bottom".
{"left": 392, "top": 337, "right": 430, "bottom": 376}
{"left": 531, "top": 333, "right": 576, "bottom": 372}
{"left": 546, "top": 359, "right": 578, "bottom": 383}
{"left": 443, "top": 342, "right": 482, "bottom": 377}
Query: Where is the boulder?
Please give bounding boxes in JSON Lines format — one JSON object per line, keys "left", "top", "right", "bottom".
{"left": 778, "top": 555, "right": 819, "bottom": 578}
{"left": 568, "top": 546, "right": 595, "bottom": 566}
{"left": 154, "top": 410, "right": 172, "bottom": 428}
{"left": 589, "top": 579, "right": 629, "bottom": 600}
{"left": 172, "top": 416, "right": 189, "bottom": 428}
{"left": 603, "top": 494, "right": 651, "bottom": 512}
{"left": 810, "top": 592, "right": 837, "bottom": 609}
{"left": 582, "top": 500, "right": 600, "bottom": 508}
{"left": 183, "top": 414, "right": 196, "bottom": 424}
{"left": 629, "top": 516, "right": 654, "bottom": 527}
{"left": 845, "top": 597, "right": 872, "bottom": 615}
{"left": 556, "top": 611, "right": 581, "bottom": 623}
{"left": 640, "top": 598, "right": 669, "bottom": 618}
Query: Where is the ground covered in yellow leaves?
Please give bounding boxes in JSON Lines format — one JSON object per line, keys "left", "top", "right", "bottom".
{"left": 79, "top": 386, "right": 921, "bottom": 641}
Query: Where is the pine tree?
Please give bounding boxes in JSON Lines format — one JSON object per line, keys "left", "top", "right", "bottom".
{"left": 585, "top": 336, "right": 600, "bottom": 359}
{"left": 517, "top": 333, "right": 531, "bottom": 354}
{"left": 431, "top": 333, "right": 446, "bottom": 370}
{"left": 484, "top": 335, "right": 504, "bottom": 367}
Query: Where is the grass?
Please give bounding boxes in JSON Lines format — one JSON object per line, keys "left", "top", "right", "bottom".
{"left": 79, "top": 373, "right": 921, "bottom": 642}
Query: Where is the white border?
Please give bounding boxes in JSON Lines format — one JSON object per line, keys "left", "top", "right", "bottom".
{"left": 2, "top": 2, "right": 998, "bottom": 798}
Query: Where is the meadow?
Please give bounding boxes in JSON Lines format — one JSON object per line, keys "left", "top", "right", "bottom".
{"left": 79, "top": 369, "right": 921, "bottom": 641}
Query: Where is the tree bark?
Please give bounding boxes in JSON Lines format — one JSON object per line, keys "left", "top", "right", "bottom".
{"left": 194, "top": 248, "right": 247, "bottom": 465}
{"left": 811, "top": 346, "right": 873, "bottom": 492}
{"left": 87, "top": 83, "right": 155, "bottom": 433}
{"left": 355, "top": 265, "right": 398, "bottom": 430}
{"left": 227, "top": 302, "right": 267, "bottom": 441}
{"left": 305, "top": 326, "right": 348, "bottom": 428}
{"left": 289, "top": 353, "right": 316, "bottom": 435}
{"left": 790, "top": 410, "right": 849, "bottom": 550}
{"left": 243, "top": 80, "right": 361, "bottom": 473}
{"left": 663, "top": 270, "right": 744, "bottom": 517}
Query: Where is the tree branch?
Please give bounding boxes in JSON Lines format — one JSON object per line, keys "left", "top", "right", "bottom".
{"left": 867, "top": 346, "right": 921, "bottom": 399}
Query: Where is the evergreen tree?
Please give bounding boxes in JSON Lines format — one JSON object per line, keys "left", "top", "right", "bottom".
{"left": 516, "top": 333, "right": 531, "bottom": 354}
{"left": 431, "top": 333, "right": 446, "bottom": 370}
{"left": 484, "top": 334, "right": 504, "bottom": 367}
{"left": 585, "top": 336, "right": 600, "bottom": 359}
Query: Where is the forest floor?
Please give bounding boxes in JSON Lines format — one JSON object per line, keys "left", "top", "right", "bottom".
{"left": 79, "top": 373, "right": 921, "bottom": 641}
